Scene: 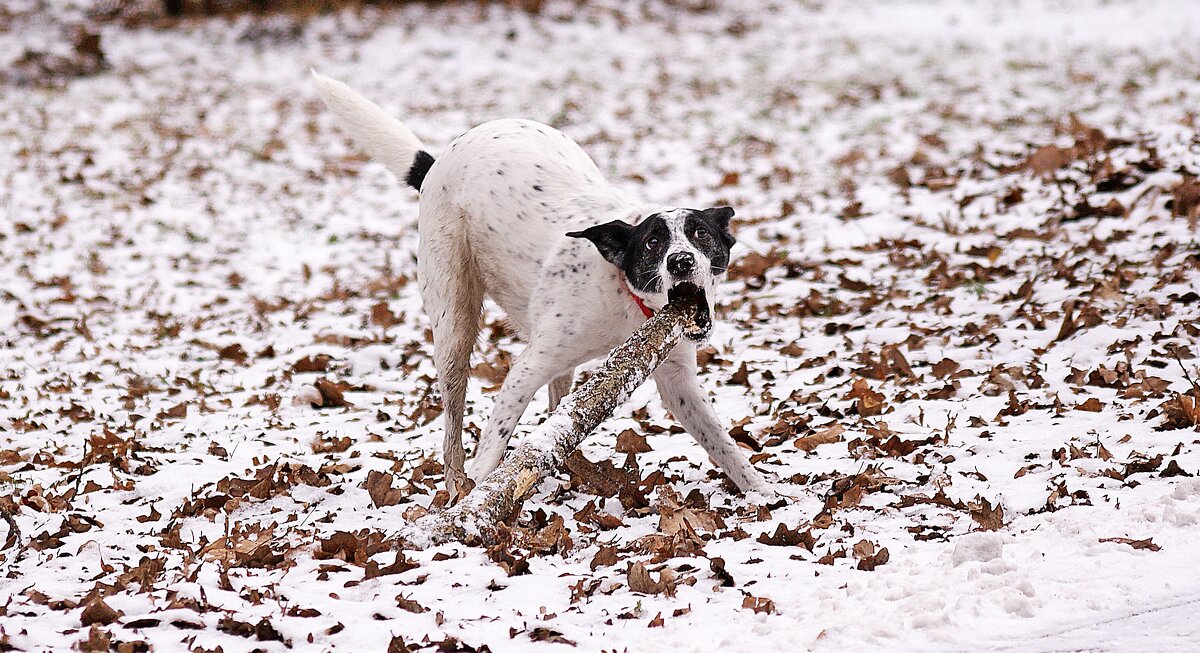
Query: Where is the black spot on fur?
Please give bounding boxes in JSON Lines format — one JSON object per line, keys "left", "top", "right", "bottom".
{"left": 406, "top": 150, "right": 434, "bottom": 191}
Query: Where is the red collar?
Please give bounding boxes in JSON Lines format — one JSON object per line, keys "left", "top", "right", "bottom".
{"left": 622, "top": 278, "right": 655, "bottom": 318}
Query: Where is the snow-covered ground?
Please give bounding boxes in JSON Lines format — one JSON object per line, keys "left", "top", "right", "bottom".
{"left": 2, "top": 0, "right": 1200, "bottom": 650}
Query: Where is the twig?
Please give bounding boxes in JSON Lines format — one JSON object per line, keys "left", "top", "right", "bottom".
{"left": 0, "top": 505, "right": 31, "bottom": 575}
{"left": 0, "top": 508, "right": 20, "bottom": 550}
{"left": 1171, "top": 347, "right": 1200, "bottom": 396}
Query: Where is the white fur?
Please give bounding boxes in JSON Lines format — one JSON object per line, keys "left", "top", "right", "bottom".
{"left": 311, "top": 71, "right": 426, "bottom": 182}
{"left": 313, "top": 73, "right": 771, "bottom": 497}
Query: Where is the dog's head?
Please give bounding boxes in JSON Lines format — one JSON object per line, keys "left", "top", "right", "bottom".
{"left": 567, "top": 207, "right": 735, "bottom": 339}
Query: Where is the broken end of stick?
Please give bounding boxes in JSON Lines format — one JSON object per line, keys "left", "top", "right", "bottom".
{"left": 666, "top": 282, "right": 710, "bottom": 340}
{"left": 513, "top": 468, "right": 539, "bottom": 501}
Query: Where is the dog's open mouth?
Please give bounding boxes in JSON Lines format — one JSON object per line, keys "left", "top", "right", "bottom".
{"left": 667, "top": 282, "right": 712, "bottom": 340}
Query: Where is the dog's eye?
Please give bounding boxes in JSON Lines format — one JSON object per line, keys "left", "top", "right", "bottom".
{"left": 645, "top": 238, "right": 660, "bottom": 251}
{"left": 693, "top": 227, "right": 709, "bottom": 239}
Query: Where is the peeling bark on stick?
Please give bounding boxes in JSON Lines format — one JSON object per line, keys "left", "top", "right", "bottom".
{"left": 399, "top": 285, "right": 707, "bottom": 548}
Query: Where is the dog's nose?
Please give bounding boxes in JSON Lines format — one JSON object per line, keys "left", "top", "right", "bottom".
{"left": 666, "top": 252, "right": 696, "bottom": 276}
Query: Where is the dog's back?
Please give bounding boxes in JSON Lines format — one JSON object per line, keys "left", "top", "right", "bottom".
{"left": 422, "top": 119, "right": 640, "bottom": 311}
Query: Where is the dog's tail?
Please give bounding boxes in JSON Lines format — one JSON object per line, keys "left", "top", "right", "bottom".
{"left": 311, "top": 70, "right": 435, "bottom": 191}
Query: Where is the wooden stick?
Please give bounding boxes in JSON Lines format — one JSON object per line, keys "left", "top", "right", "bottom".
{"left": 399, "top": 285, "right": 707, "bottom": 548}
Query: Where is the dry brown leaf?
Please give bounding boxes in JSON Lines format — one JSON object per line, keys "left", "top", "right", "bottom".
{"left": 364, "top": 470, "right": 404, "bottom": 508}
{"left": 292, "top": 355, "right": 332, "bottom": 373}
{"left": 1024, "top": 144, "right": 1074, "bottom": 175}
{"left": 1099, "top": 537, "right": 1161, "bottom": 552}
{"left": 615, "top": 429, "right": 651, "bottom": 454}
{"left": 217, "top": 343, "right": 248, "bottom": 365}
{"left": 470, "top": 356, "right": 509, "bottom": 386}
{"left": 846, "top": 378, "right": 886, "bottom": 416}
{"left": 395, "top": 594, "right": 428, "bottom": 614}
{"left": 795, "top": 423, "right": 844, "bottom": 452}
{"left": 371, "top": 301, "right": 399, "bottom": 330}
{"left": 627, "top": 562, "right": 676, "bottom": 596}
{"left": 388, "top": 635, "right": 414, "bottom": 653}
{"left": 852, "top": 540, "right": 890, "bottom": 571}
{"left": 728, "top": 361, "right": 751, "bottom": 386}
{"left": 709, "top": 557, "right": 736, "bottom": 587}
{"left": 727, "top": 251, "right": 783, "bottom": 288}
{"left": 741, "top": 595, "right": 777, "bottom": 614}
{"left": 312, "top": 378, "right": 352, "bottom": 408}
{"left": 78, "top": 626, "right": 111, "bottom": 652}
{"left": 80, "top": 597, "right": 122, "bottom": 626}
{"left": 529, "top": 627, "right": 576, "bottom": 646}
{"left": 1171, "top": 176, "right": 1200, "bottom": 218}
{"left": 969, "top": 496, "right": 1005, "bottom": 531}
{"left": 1161, "top": 460, "right": 1193, "bottom": 477}
{"left": 1158, "top": 392, "right": 1200, "bottom": 431}
{"left": 931, "top": 358, "right": 961, "bottom": 378}
{"left": 590, "top": 545, "right": 620, "bottom": 571}
{"left": 657, "top": 487, "right": 722, "bottom": 537}
{"left": 756, "top": 523, "right": 816, "bottom": 550}
{"left": 364, "top": 551, "right": 419, "bottom": 580}
{"left": 312, "top": 434, "right": 352, "bottom": 454}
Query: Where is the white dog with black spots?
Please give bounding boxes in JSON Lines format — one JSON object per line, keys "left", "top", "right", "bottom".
{"left": 313, "top": 72, "right": 772, "bottom": 499}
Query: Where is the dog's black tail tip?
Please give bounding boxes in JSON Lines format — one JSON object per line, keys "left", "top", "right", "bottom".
{"left": 406, "top": 150, "right": 435, "bottom": 191}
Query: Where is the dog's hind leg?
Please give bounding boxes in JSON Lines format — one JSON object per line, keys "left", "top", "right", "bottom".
{"left": 419, "top": 215, "right": 483, "bottom": 500}
{"left": 427, "top": 280, "right": 482, "bottom": 500}
{"left": 547, "top": 368, "right": 575, "bottom": 412}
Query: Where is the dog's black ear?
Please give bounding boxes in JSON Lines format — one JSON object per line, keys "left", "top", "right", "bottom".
{"left": 703, "top": 206, "right": 735, "bottom": 228}
{"left": 567, "top": 220, "right": 633, "bottom": 267}
{"left": 702, "top": 206, "right": 736, "bottom": 248}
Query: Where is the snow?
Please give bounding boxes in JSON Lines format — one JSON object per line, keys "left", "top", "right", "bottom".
{"left": 2, "top": 0, "right": 1200, "bottom": 651}
{"left": 950, "top": 532, "right": 1004, "bottom": 567}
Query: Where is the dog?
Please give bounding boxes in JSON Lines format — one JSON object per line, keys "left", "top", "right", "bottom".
{"left": 313, "top": 72, "right": 771, "bottom": 499}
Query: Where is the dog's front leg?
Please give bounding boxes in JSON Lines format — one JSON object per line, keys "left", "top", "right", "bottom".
{"left": 653, "top": 345, "right": 773, "bottom": 495}
{"left": 466, "top": 347, "right": 581, "bottom": 483}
